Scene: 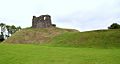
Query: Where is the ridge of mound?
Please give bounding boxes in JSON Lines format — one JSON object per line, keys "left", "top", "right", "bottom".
{"left": 3, "top": 28, "right": 78, "bottom": 44}
{"left": 49, "top": 29, "right": 120, "bottom": 48}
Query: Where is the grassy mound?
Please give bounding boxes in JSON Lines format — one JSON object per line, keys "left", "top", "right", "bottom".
{"left": 3, "top": 28, "right": 78, "bottom": 44}
{"left": 1, "top": 29, "right": 120, "bottom": 64}
{"left": 3, "top": 28, "right": 120, "bottom": 48}
{"left": 49, "top": 29, "right": 120, "bottom": 48}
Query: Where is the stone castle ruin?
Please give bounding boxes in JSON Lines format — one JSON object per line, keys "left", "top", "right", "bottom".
{"left": 32, "top": 15, "right": 55, "bottom": 28}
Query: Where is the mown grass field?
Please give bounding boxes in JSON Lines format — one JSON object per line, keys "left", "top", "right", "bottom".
{"left": 0, "top": 44, "right": 120, "bottom": 64}
{"left": 1, "top": 28, "right": 120, "bottom": 64}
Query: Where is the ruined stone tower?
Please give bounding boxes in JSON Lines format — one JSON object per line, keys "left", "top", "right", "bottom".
{"left": 32, "top": 15, "right": 53, "bottom": 28}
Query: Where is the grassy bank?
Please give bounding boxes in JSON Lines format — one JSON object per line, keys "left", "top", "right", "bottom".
{"left": 3, "top": 28, "right": 120, "bottom": 48}
{"left": 3, "top": 28, "right": 78, "bottom": 44}
{"left": 48, "top": 29, "right": 120, "bottom": 48}
{"left": 1, "top": 29, "right": 120, "bottom": 64}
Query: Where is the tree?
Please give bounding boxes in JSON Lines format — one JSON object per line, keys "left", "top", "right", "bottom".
{"left": 0, "top": 23, "right": 6, "bottom": 35}
{"left": 16, "top": 26, "right": 21, "bottom": 31}
{"left": 108, "top": 23, "right": 120, "bottom": 29}
{"left": 0, "top": 23, "right": 6, "bottom": 41}
{"left": 0, "top": 23, "right": 22, "bottom": 41}
{"left": 11, "top": 25, "right": 16, "bottom": 34}
{"left": 6, "top": 25, "right": 11, "bottom": 37}
{"left": 6, "top": 25, "right": 22, "bottom": 35}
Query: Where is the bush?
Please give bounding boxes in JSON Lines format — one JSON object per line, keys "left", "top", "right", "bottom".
{"left": 108, "top": 23, "right": 120, "bottom": 29}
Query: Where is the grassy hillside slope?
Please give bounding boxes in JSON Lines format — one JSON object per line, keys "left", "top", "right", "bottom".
{"left": 1, "top": 29, "right": 120, "bottom": 64}
{"left": 3, "top": 28, "right": 120, "bottom": 48}
{"left": 0, "top": 44, "right": 120, "bottom": 64}
{"left": 3, "top": 28, "right": 78, "bottom": 44}
{"left": 49, "top": 29, "right": 120, "bottom": 48}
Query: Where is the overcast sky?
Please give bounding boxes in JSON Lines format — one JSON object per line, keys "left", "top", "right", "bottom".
{"left": 0, "top": 0, "right": 120, "bottom": 31}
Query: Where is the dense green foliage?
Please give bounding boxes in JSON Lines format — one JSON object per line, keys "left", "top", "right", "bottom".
{"left": 108, "top": 23, "right": 120, "bottom": 29}
{"left": 0, "top": 23, "right": 22, "bottom": 42}
{"left": 0, "top": 44, "right": 120, "bottom": 64}
{"left": 0, "top": 23, "right": 22, "bottom": 35}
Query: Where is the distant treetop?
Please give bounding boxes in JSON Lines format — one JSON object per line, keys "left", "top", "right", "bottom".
{"left": 108, "top": 23, "right": 120, "bottom": 29}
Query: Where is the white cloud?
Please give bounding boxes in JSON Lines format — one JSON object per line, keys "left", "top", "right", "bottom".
{"left": 0, "top": 0, "right": 120, "bottom": 31}
{"left": 54, "top": 0, "right": 120, "bottom": 31}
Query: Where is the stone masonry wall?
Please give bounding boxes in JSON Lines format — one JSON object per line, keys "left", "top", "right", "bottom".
{"left": 32, "top": 15, "right": 52, "bottom": 28}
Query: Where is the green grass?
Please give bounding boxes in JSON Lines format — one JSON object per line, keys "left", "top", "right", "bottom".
{"left": 1, "top": 29, "right": 120, "bottom": 64}
{"left": 0, "top": 44, "right": 120, "bottom": 64}
{"left": 3, "top": 28, "right": 78, "bottom": 44}
{"left": 3, "top": 28, "right": 120, "bottom": 48}
{"left": 48, "top": 29, "right": 120, "bottom": 48}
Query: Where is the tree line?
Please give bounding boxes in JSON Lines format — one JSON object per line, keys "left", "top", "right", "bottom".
{"left": 0, "top": 23, "right": 21, "bottom": 40}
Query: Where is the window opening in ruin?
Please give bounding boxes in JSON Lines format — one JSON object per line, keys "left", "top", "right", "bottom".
{"left": 44, "top": 17, "right": 46, "bottom": 20}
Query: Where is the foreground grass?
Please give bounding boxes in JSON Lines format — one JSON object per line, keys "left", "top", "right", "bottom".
{"left": 0, "top": 44, "right": 120, "bottom": 64}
